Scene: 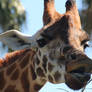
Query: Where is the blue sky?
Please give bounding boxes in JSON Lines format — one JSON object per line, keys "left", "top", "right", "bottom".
{"left": 20, "top": 0, "right": 92, "bottom": 92}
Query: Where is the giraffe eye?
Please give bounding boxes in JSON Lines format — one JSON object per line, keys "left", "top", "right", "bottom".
{"left": 37, "top": 38, "right": 47, "bottom": 48}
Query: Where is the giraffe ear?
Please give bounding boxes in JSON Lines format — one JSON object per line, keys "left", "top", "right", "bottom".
{"left": 0, "top": 30, "right": 36, "bottom": 50}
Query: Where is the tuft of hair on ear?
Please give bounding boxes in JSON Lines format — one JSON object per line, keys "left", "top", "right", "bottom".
{"left": 65, "top": 0, "right": 76, "bottom": 9}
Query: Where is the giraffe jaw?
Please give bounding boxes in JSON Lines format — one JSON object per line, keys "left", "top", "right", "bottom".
{"left": 65, "top": 55, "right": 92, "bottom": 90}
{"left": 65, "top": 67, "right": 91, "bottom": 90}
{"left": 65, "top": 72, "right": 90, "bottom": 90}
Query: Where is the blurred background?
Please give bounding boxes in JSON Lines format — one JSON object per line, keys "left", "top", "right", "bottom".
{"left": 0, "top": 0, "right": 92, "bottom": 92}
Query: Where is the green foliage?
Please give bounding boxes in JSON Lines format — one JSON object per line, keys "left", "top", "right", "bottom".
{"left": 83, "top": 0, "right": 91, "bottom": 7}
{"left": 0, "top": 0, "right": 26, "bottom": 31}
{"left": 81, "top": 0, "right": 92, "bottom": 34}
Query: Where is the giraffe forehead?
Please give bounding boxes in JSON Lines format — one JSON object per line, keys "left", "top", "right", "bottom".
{"left": 47, "top": 38, "right": 64, "bottom": 48}
{"left": 40, "top": 29, "right": 89, "bottom": 52}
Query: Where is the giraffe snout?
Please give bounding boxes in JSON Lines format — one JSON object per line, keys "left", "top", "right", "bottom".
{"left": 65, "top": 53, "right": 92, "bottom": 90}
{"left": 66, "top": 53, "right": 92, "bottom": 74}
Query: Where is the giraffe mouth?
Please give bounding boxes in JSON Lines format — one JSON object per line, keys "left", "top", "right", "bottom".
{"left": 69, "top": 67, "right": 90, "bottom": 83}
{"left": 69, "top": 67, "right": 85, "bottom": 74}
{"left": 65, "top": 67, "right": 91, "bottom": 90}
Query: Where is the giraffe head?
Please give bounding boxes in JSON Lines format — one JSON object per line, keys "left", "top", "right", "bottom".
{"left": 35, "top": 16, "right": 92, "bottom": 90}
{"left": 0, "top": 0, "right": 92, "bottom": 91}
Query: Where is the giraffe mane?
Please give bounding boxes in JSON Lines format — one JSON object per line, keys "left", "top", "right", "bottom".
{"left": 0, "top": 49, "right": 35, "bottom": 68}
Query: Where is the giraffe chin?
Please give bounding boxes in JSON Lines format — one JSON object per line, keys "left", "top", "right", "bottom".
{"left": 65, "top": 73, "right": 90, "bottom": 90}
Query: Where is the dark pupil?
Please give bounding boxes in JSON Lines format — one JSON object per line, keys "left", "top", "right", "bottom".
{"left": 37, "top": 38, "right": 47, "bottom": 47}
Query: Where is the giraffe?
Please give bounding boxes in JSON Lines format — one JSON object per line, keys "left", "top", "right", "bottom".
{"left": 0, "top": 0, "right": 92, "bottom": 92}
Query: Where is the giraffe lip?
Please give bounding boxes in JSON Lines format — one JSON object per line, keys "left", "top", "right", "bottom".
{"left": 69, "top": 67, "right": 91, "bottom": 82}
{"left": 69, "top": 68, "right": 91, "bottom": 83}
{"left": 65, "top": 72, "right": 90, "bottom": 90}
{"left": 70, "top": 72, "right": 90, "bottom": 85}
{"left": 65, "top": 67, "right": 91, "bottom": 90}
{"left": 69, "top": 67, "right": 85, "bottom": 74}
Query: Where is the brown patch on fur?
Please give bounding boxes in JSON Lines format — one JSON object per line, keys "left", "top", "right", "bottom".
{"left": 11, "top": 69, "right": 19, "bottom": 80}
{"left": 38, "top": 50, "right": 41, "bottom": 56}
{"left": 48, "top": 75, "right": 53, "bottom": 83}
{"left": 54, "top": 71, "right": 61, "bottom": 82}
{"left": 4, "top": 85, "right": 19, "bottom": 92}
{"left": 63, "top": 46, "right": 72, "bottom": 54}
{"left": 34, "top": 84, "right": 43, "bottom": 91}
{"left": 42, "top": 55, "right": 48, "bottom": 73}
{"left": 48, "top": 62, "right": 54, "bottom": 72}
{"left": 43, "top": 55, "right": 48, "bottom": 62}
{"left": 0, "top": 71, "right": 6, "bottom": 90}
{"left": 6, "top": 63, "right": 16, "bottom": 76}
{"left": 49, "top": 52, "right": 54, "bottom": 60}
{"left": 30, "top": 65, "right": 37, "bottom": 80}
{"left": 21, "top": 68, "right": 30, "bottom": 92}
{"left": 59, "top": 56, "right": 65, "bottom": 61}
{"left": 35, "top": 57, "right": 40, "bottom": 65}
{"left": 0, "top": 49, "right": 35, "bottom": 69}
{"left": 36, "top": 67, "right": 45, "bottom": 77}
{"left": 58, "top": 56, "right": 66, "bottom": 65}
{"left": 19, "top": 52, "right": 30, "bottom": 69}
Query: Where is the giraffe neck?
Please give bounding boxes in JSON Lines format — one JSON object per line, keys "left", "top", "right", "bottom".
{"left": 0, "top": 49, "right": 46, "bottom": 92}
{"left": 36, "top": 48, "right": 66, "bottom": 84}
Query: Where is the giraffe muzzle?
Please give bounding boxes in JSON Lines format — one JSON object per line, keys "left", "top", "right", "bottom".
{"left": 66, "top": 54, "right": 92, "bottom": 74}
{"left": 65, "top": 53, "right": 92, "bottom": 90}
{"left": 65, "top": 71, "right": 90, "bottom": 90}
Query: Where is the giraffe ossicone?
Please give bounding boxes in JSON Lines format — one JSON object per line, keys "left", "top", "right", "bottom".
{"left": 0, "top": 0, "right": 92, "bottom": 92}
